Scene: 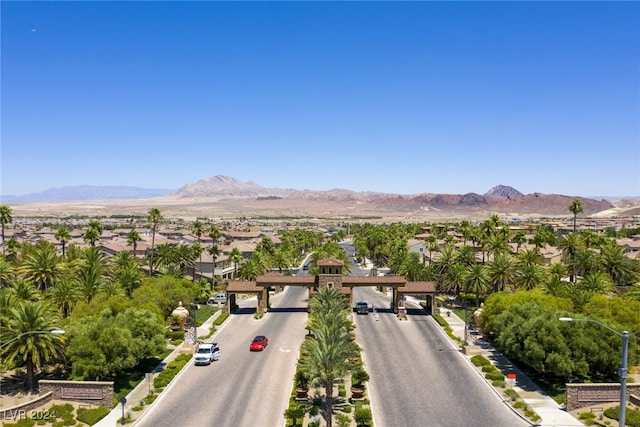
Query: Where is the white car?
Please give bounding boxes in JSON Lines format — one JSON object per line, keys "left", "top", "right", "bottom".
{"left": 194, "top": 343, "right": 220, "bottom": 365}
{"left": 207, "top": 294, "right": 227, "bottom": 305}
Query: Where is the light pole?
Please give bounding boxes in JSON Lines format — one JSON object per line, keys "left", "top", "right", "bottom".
{"left": 559, "top": 317, "right": 628, "bottom": 427}
{"left": 0, "top": 329, "right": 65, "bottom": 396}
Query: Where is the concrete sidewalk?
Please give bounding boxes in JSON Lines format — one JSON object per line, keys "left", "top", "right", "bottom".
{"left": 441, "top": 308, "right": 584, "bottom": 427}
{"left": 95, "top": 310, "right": 223, "bottom": 427}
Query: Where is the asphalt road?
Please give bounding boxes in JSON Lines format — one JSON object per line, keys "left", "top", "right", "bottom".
{"left": 135, "top": 286, "right": 309, "bottom": 427}
{"left": 352, "top": 286, "right": 528, "bottom": 427}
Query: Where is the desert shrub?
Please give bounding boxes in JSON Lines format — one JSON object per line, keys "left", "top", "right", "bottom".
{"left": 504, "top": 388, "right": 519, "bottom": 400}
{"left": 579, "top": 411, "right": 596, "bottom": 421}
{"left": 524, "top": 409, "right": 540, "bottom": 421}
{"left": 76, "top": 406, "right": 110, "bottom": 425}
{"left": 513, "top": 401, "right": 527, "bottom": 410}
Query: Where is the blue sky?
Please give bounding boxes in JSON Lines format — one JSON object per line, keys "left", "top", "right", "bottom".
{"left": 1, "top": 1, "right": 639, "bottom": 198}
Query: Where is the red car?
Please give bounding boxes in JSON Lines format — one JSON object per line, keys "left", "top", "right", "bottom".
{"left": 250, "top": 335, "right": 268, "bottom": 351}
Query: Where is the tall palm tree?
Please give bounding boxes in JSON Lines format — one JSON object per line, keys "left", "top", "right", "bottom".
{"left": 208, "top": 244, "right": 220, "bottom": 285}
{"left": 54, "top": 227, "right": 71, "bottom": 257}
{"left": 192, "top": 221, "right": 205, "bottom": 277}
{"left": 568, "top": 199, "right": 584, "bottom": 233}
{"left": 0, "top": 205, "right": 13, "bottom": 255}
{"left": 301, "top": 287, "right": 359, "bottom": 427}
{"left": 147, "top": 208, "right": 163, "bottom": 276}
{"left": 229, "top": 247, "right": 243, "bottom": 278}
{"left": 463, "top": 264, "right": 489, "bottom": 307}
{"left": 126, "top": 229, "right": 141, "bottom": 258}
{"left": 557, "top": 233, "right": 585, "bottom": 283}
{"left": 75, "top": 246, "right": 111, "bottom": 302}
{"left": 3, "top": 300, "right": 66, "bottom": 392}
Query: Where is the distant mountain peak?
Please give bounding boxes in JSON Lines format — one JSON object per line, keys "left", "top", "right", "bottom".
{"left": 485, "top": 185, "right": 523, "bottom": 197}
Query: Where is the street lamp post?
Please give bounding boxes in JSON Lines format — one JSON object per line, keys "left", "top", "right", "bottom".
{"left": 0, "top": 329, "right": 65, "bottom": 396}
{"left": 559, "top": 317, "right": 628, "bottom": 427}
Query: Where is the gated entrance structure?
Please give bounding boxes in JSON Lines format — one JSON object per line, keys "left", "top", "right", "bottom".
{"left": 225, "top": 258, "right": 437, "bottom": 315}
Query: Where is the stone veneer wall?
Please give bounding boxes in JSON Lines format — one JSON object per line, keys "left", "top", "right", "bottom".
{"left": 566, "top": 383, "right": 640, "bottom": 412}
{"left": 0, "top": 392, "right": 53, "bottom": 420}
{"left": 38, "top": 380, "right": 114, "bottom": 408}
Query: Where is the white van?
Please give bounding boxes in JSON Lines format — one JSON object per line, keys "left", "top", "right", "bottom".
{"left": 207, "top": 294, "right": 227, "bottom": 305}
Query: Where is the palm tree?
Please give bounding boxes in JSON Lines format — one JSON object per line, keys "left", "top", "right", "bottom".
{"left": 3, "top": 300, "right": 66, "bottom": 392}
{"left": 75, "top": 246, "right": 111, "bottom": 302}
{"left": 0, "top": 205, "right": 13, "bottom": 255}
{"left": 0, "top": 257, "right": 16, "bottom": 288}
{"left": 126, "top": 229, "right": 141, "bottom": 258}
{"left": 114, "top": 262, "right": 143, "bottom": 297}
{"left": 46, "top": 276, "right": 83, "bottom": 318}
{"left": 515, "top": 263, "right": 545, "bottom": 291}
{"left": 238, "top": 257, "right": 266, "bottom": 280}
{"left": 19, "top": 242, "right": 61, "bottom": 291}
{"left": 8, "top": 279, "right": 42, "bottom": 302}
{"left": 83, "top": 220, "right": 103, "bottom": 247}
{"left": 301, "top": 287, "right": 359, "bottom": 427}
{"left": 486, "top": 252, "right": 516, "bottom": 293}
{"left": 463, "top": 264, "right": 489, "bottom": 307}
{"left": 557, "top": 233, "right": 585, "bottom": 283}
{"left": 229, "top": 247, "right": 243, "bottom": 278}
{"left": 208, "top": 244, "right": 220, "bottom": 284}
{"left": 54, "top": 227, "right": 71, "bottom": 257}
{"left": 600, "top": 244, "right": 637, "bottom": 287}
{"left": 192, "top": 221, "right": 205, "bottom": 277}
{"left": 569, "top": 199, "right": 584, "bottom": 233}
{"left": 147, "top": 208, "right": 163, "bottom": 276}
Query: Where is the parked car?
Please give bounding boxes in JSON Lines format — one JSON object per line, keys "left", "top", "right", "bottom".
{"left": 250, "top": 335, "right": 269, "bottom": 351}
{"left": 207, "top": 293, "right": 227, "bottom": 305}
{"left": 194, "top": 343, "right": 220, "bottom": 365}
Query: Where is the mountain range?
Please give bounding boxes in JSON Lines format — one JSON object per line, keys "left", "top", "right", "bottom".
{"left": 2, "top": 175, "right": 639, "bottom": 219}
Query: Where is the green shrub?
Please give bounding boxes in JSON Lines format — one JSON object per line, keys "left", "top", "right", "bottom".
{"left": 524, "top": 409, "right": 540, "bottom": 421}
{"left": 513, "top": 401, "right": 526, "bottom": 410}
{"left": 310, "top": 405, "right": 319, "bottom": 416}
{"left": 504, "top": 388, "right": 519, "bottom": 400}
{"left": 336, "top": 413, "right": 351, "bottom": 427}
{"left": 165, "top": 330, "right": 185, "bottom": 340}
{"left": 579, "top": 411, "right": 596, "bottom": 420}
{"left": 76, "top": 406, "right": 110, "bottom": 426}
{"left": 434, "top": 315, "right": 447, "bottom": 326}
{"left": 485, "top": 371, "right": 505, "bottom": 381}
{"left": 213, "top": 312, "right": 229, "bottom": 325}
{"left": 491, "top": 380, "right": 506, "bottom": 388}
{"left": 481, "top": 364, "right": 497, "bottom": 373}
{"left": 604, "top": 406, "right": 640, "bottom": 427}
{"left": 354, "top": 404, "right": 373, "bottom": 426}
{"left": 312, "top": 397, "right": 322, "bottom": 406}
{"left": 338, "top": 383, "right": 346, "bottom": 397}
{"left": 343, "top": 404, "right": 352, "bottom": 413}
{"left": 470, "top": 355, "right": 491, "bottom": 366}
{"left": 3, "top": 419, "right": 36, "bottom": 427}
